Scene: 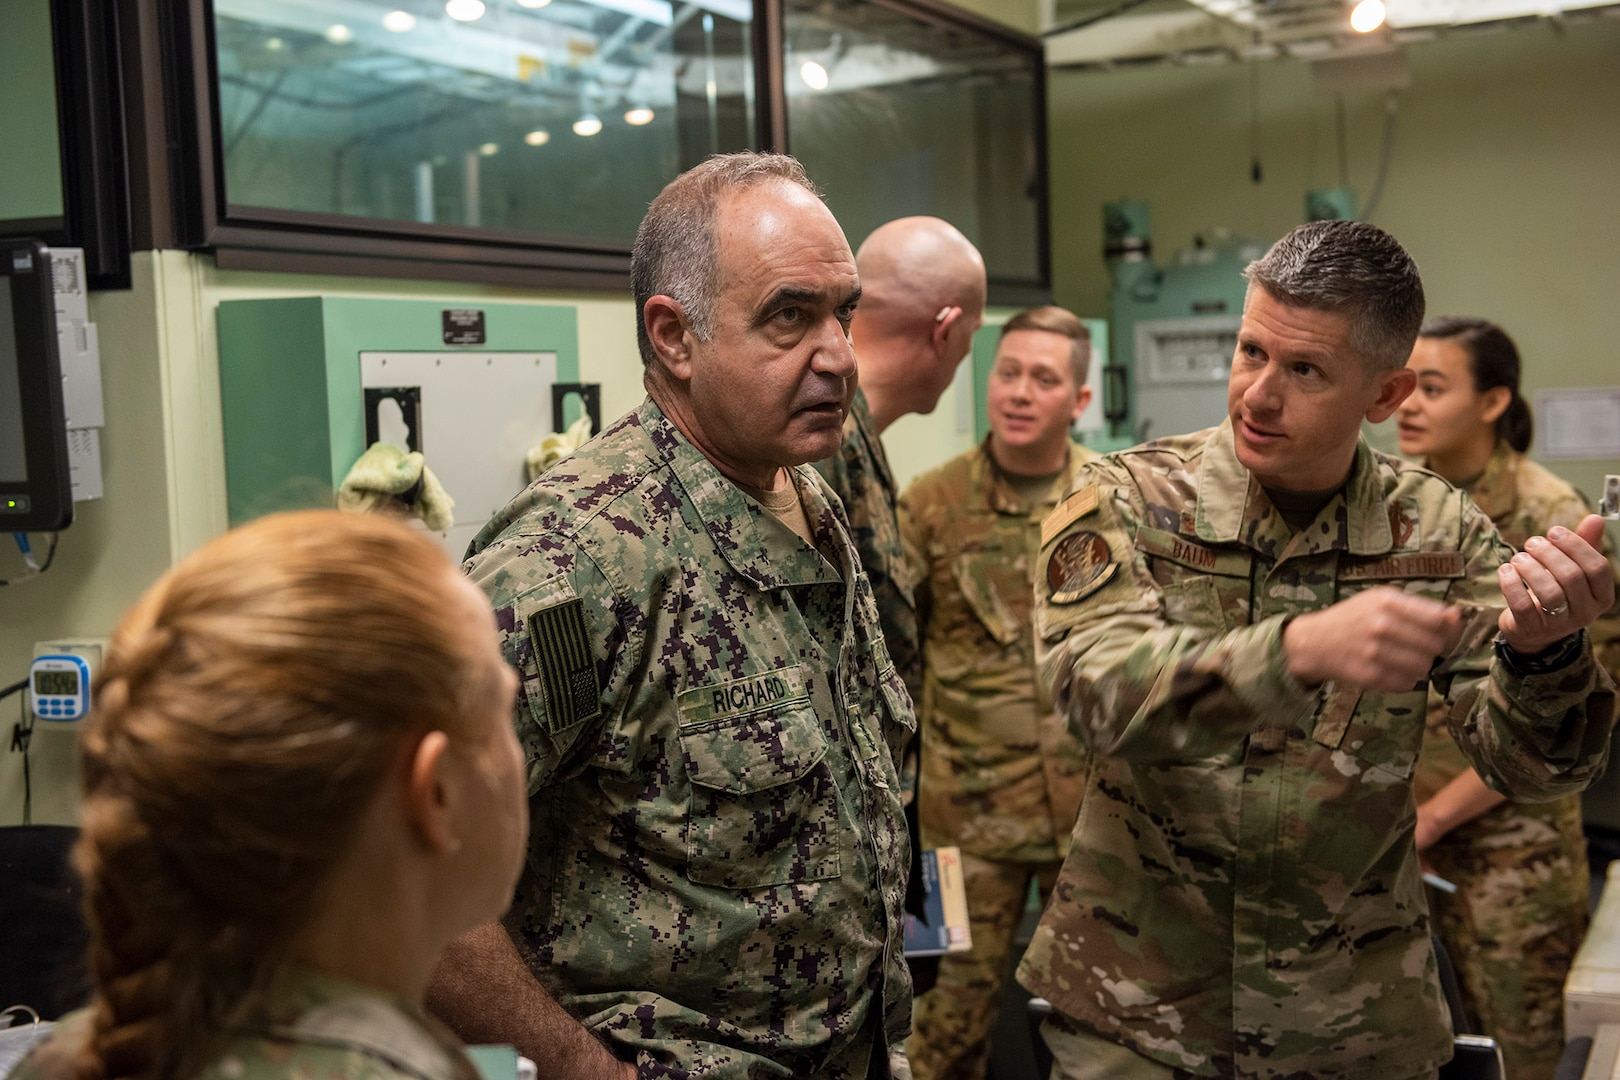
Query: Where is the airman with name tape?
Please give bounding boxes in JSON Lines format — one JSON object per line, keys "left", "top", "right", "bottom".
{"left": 1016, "top": 220, "right": 1618, "bottom": 1080}
{"left": 426, "top": 153, "right": 915, "bottom": 1080}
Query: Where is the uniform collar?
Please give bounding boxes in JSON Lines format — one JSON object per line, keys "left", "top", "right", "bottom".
{"left": 1194, "top": 418, "right": 1394, "bottom": 559}
{"left": 640, "top": 397, "right": 846, "bottom": 590}
{"left": 258, "top": 966, "right": 461, "bottom": 1080}
{"left": 977, "top": 437, "right": 1087, "bottom": 518}
{"left": 1460, "top": 440, "right": 1517, "bottom": 522}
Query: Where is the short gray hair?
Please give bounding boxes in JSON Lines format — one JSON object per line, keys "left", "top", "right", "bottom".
{"left": 630, "top": 152, "right": 820, "bottom": 367}
{"left": 1242, "top": 220, "right": 1425, "bottom": 370}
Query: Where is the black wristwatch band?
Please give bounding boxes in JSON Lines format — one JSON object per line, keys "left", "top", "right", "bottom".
{"left": 1495, "top": 630, "right": 1585, "bottom": 677}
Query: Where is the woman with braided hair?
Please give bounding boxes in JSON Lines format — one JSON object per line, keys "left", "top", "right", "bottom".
{"left": 1396, "top": 317, "right": 1620, "bottom": 1080}
{"left": 12, "top": 510, "right": 528, "bottom": 1080}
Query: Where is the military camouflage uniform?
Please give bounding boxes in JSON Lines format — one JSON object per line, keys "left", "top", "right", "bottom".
{"left": 1017, "top": 420, "right": 1616, "bottom": 1080}
{"left": 898, "top": 439, "right": 1096, "bottom": 1080}
{"left": 464, "top": 397, "right": 915, "bottom": 1079}
{"left": 814, "top": 387, "right": 923, "bottom": 702}
{"left": 1414, "top": 441, "right": 1620, "bottom": 1080}
{"left": 13, "top": 968, "right": 478, "bottom": 1080}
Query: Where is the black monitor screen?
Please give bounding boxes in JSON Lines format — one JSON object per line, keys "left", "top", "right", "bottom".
{"left": 0, "top": 239, "right": 70, "bottom": 530}
{"left": 1, "top": 285, "right": 26, "bottom": 483}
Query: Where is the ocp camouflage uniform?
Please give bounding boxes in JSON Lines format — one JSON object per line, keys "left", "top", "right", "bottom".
{"left": 1414, "top": 440, "right": 1620, "bottom": 1080}
{"left": 897, "top": 439, "right": 1096, "bottom": 1080}
{"left": 13, "top": 967, "right": 479, "bottom": 1080}
{"left": 1017, "top": 420, "right": 1617, "bottom": 1080}
{"left": 464, "top": 397, "right": 915, "bottom": 1079}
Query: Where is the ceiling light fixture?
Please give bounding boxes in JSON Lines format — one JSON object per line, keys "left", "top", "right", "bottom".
{"left": 1350, "top": 0, "right": 1387, "bottom": 31}
{"left": 383, "top": 10, "right": 416, "bottom": 31}
{"left": 479, "top": 142, "right": 500, "bottom": 156}
{"left": 265, "top": 36, "right": 285, "bottom": 51}
{"left": 799, "top": 59, "right": 829, "bottom": 90}
{"left": 524, "top": 129, "right": 551, "bottom": 146}
{"left": 624, "top": 105, "right": 655, "bottom": 126}
{"left": 324, "top": 23, "right": 353, "bottom": 43}
{"left": 573, "top": 113, "right": 603, "bottom": 136}
{"left": 445, "top": 0, "right": 486, "bottom": 22}
{"left": 515, "top": 0, "right": 552, "bottom": 7}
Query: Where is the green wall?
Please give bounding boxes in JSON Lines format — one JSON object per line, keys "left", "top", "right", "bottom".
{"left": 1047, "top": 20, "right": 1620, "bottom": 503}
{"left": 0, "top": 0, "right": 65, "bottom": 221}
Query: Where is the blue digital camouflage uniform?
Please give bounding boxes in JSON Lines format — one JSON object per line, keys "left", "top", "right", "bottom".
{"left": 12, "top": 967, "right": 478, "bottom": 1080}
{"left": 813, "top": 387, "right": 922, "bottom": 702}
{"left": 1017, "top": 420, "right": 1617, "bottom": 1080}
{"left": 464, "top": 397, "right": 915, "bottom": 1079}
{"left": 1414, "top": 440, "right": 1620, "bottom": 1080}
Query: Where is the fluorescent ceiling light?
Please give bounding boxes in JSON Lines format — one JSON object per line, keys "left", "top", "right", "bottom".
{"left": 1384, "top": 0, "right": 1612, "bottom": 25}
{"left": 445, "top": 0, "right": 486, "bottom": 22}
{"left": 382, "top": 9, "right": 416, "bottom": 31}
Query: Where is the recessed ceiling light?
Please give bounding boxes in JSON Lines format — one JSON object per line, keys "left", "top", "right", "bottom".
{"left": 383, "top": 10, "right": 416, "bottom": 31}
{"left": 623, "top": 106, "right": 655, "bottom": 126}
{"left": 324, "top": 23, "right": 353, "bottom": 43}
{"left": 800, "top": 60, "right": 829, "bottom": 90}
{"left": 515, "top": 0, "right": 552, "bottom": 7}
{"left": 265, "top": 36, "right": 285, "bottom": 51}
{"left": 445, "top": 0, "right": 486, "bottom": 22}
{"left": 524, "top": 129, "right": 551, "bottom": 146}
{"left": 573, "top": 113, "right": 603, "bottom": 137}
{"left": 479, "top": 142, "right": 500, "bottom": 156}
{"left": 1350, "top": 0, "right": 1387, "bottom": 32}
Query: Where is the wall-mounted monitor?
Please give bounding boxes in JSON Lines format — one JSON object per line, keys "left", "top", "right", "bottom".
{"left": 0, "top": 238, "right": 72, "bottom": 532}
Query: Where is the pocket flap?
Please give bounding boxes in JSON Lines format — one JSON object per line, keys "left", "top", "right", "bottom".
{"left": 680, "top": 703, "right": 827, "bottom": 794}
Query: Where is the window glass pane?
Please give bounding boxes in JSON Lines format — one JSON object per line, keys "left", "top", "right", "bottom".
{"left": 212, "top": 0, "right": 757, "bottom": 245}
{"left": 0, "top": 0, "right": 66, "bottom": 225}
{"left": 783, "top": 1, "right": 1044, "bottom": 290}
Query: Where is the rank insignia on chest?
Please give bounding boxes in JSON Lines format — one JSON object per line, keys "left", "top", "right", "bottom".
{"left": 1047, "top": 530, "right": 1116, "bottom": 604}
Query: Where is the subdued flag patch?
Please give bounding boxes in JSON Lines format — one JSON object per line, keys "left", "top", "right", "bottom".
{"left": 528, "top": 598, "right": 601, "bottom": 733}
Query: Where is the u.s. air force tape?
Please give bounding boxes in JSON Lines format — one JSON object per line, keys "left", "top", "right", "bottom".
{"left": 1046, "top": 530, "right": 1116, "bottom": 604}
{"left": 528, "top": 598, "right": 601, "bottom": 733}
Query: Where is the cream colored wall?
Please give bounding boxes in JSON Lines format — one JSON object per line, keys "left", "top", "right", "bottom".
{"left": 949, "top": 0, "right": 1042, "bottom": 34}
{"left": 1047, "top": 20, "right": 1620, "bottom": 504}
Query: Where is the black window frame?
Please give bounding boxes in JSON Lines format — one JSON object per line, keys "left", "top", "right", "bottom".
{"left": 160, "top": 0, "right": 1048, "bottom": 300}
{"left": 0, "top": 0, "right": 134, "bottom": 290}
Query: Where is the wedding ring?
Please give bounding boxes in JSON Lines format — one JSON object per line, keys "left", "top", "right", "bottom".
{"left": 1541, "top": 601, "right": 1569, "bottom": 617}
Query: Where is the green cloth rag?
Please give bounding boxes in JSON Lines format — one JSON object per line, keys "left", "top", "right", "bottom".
{"left": 337, "top": 441, "right": 455, "bottom": 532}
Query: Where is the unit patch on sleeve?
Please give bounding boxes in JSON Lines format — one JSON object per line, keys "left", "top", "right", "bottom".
{"left": 527, "top": 598, "right": 602, "bottom": 733}
{"left": 1046, "top": 530, "right": 1117, "bottom": 604}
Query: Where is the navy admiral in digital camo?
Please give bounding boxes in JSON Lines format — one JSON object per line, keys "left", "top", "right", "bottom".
{"left": 428, "top": 152, "right": 915, "bottom": 1080}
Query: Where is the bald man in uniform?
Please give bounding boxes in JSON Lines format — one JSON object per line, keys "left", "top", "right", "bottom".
{"left": 813, "top": 218, "right": 986, "bottom": 996}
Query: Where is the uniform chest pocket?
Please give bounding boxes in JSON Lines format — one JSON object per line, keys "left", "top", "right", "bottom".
{"left": 680, "top": 704, "right": 842, "bottom": 889}
{"left": 952, "top": 550, "right": 1031, "bottom": 648}
{"left": 1160, "top": 575, "right": 1230, "bottom": 632}
{"left": 1311, "top": 685, "right": 1427, "bottom": 786}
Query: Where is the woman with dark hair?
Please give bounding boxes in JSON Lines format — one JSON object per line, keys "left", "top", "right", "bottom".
{"left": 12, "top": 510, "right": 528, "bottom": 1080}
{"left": 1397, "top": 317, "right": 1620, "bottom": 1080}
